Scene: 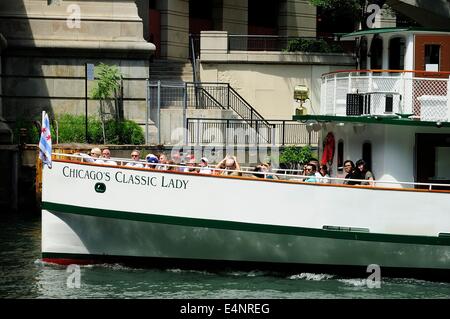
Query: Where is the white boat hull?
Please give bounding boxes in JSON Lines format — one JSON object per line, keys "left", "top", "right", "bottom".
{"left": 42, "top": 161, "right": 450, "bottom": 278}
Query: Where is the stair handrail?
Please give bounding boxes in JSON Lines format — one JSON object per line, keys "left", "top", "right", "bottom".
{"left": 185, "top": 82, "right": 272, "bottom": 141}
{"left": 188, "top": 83, "right": 227, "bottom": 110}
{"left": 189, "top": 34, "right": 199, "bottom": 83}
{"left": 228, "top": 85, "right": 270, "bottom": 128}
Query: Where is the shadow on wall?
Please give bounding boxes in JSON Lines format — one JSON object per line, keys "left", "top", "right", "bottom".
{"left": 0, "top": 0, "right": 52, "bottom": 212}
{"left": 0, "top": 0, "right": 52, "bottom": 144}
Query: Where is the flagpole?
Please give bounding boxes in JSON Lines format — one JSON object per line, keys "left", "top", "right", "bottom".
{"left": 41, "top": 110, "right": 45, "bottom": 171}
{"left": 38, "top": 111, "right": 45, "bottom": 174}
{"left": 85, "top": 63, "right": 88, "bottom": 143}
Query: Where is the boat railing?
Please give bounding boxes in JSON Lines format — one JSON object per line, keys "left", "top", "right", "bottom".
{"left": 321, "top": 69, "right": 450, "bottom": 122}
{"left": 52, "top": 153, "right": 450, "bottom": 191}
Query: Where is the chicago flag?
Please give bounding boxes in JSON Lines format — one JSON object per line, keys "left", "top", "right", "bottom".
{"left": 39, "top": 111, "right": 52, "bottom": 168}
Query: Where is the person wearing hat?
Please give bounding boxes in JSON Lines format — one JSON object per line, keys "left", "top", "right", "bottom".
{"left": 145, "top": 153, "right": 159, "bottom": 169}
{"left": 199, "top": 157, "right": 212, "bottom": 174}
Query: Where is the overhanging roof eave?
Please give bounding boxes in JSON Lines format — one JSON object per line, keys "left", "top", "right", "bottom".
{"left": 292, "top": 115, "right": 450, "bottom": 128}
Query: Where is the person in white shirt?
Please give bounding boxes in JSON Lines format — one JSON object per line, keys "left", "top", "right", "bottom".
{"left": 96, "top": 148, "right": 117, "bottom": 165}
{"left": 198, "top": 157, "right": 212, "bottom": 174}
{"left": 125, "top": 150, "right": 144, "bottom": 168}
{"left": 77, "top": 147, "right": 101, "bottom": 163}
{"left": 318, "top": 164, "right": 331, "bottom": 184}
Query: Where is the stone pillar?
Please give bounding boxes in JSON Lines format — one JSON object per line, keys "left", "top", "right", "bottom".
{"left": 159, "top": 0, "right": 189, "bottom": 60}
{"left": 222, "top": 0, "right": 248, "bottom": 35}
{"left": 200, "top": 31, "right": 228, "bottom": 60}
{"left": 278, "top": 0, "right": 316, "bottom": 37}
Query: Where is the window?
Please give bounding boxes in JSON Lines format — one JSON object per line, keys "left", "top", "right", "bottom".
{"left": 362, "top": 142, "right": 372, "bottom": 171}
{"left": 425, "top": 45, "right": 440, "bottom": 64}
{"left": 389, "top": 37, "right": 405, "bottom": 70}
{"left": 435, "top": 147, "right": 450, "bottom": 180}
{"left": 248, "top": 0, "right": 279, "bottom": 31}
{"left": 425, "top": 44, "right": 440, "bottom": 71}
{"left": 370, "top": 37, "right": 383, "bottom": 70}
{"left": 189, "top": 0, "right": 214, "bottom": 34}
{"left": 359, "top": 37, "right": 368, "bottom": 70}
{"left": 337, "top": 140, "right": 344, "bottom": 171}
{"left": 248, "top": 0, "right": 279, "bottom": 37}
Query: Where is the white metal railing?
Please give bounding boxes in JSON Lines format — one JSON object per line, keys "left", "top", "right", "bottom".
{"left": 52, "top": 153, "right": 450, "bottom": 191}
{"left": 321, "top": 70, "right": 450, "bottom": 122}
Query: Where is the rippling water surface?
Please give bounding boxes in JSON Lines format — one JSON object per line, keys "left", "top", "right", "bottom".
{"left": 1, "top": 213, "right": 449, "bottom": 299}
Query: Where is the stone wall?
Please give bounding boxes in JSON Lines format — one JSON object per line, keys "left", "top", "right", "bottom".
{"left": 278, "top": 0, "right": 317, "bottom": 37}
{"left": 158, "top": 0, "right": 189, "bottom": 60}
{"left": 0, "top": 0, "right": 155, "bottom": 141}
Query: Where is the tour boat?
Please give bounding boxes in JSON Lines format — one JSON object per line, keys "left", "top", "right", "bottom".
{"left": 41, "top": 28, "right": 450, "bottom": 280}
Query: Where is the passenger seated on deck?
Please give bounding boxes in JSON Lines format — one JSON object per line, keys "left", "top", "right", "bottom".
{"left": 318, "top": 164, "right": 331, "bottom": 184}
{"left": 179, "top": 157, "right": 197, "bottom": 173}
{"left": 251, "top": 165, "right": 265, "bottom": 179}
{"left": 216, "top": 156, "right": 242, "bottom": 176}
{"left": 355, "top": 159, "right": 375, "bottom": 186}
{"left": 303, "top": 164, "right": 318, "bottom": 183}
{"left": 166, "top": 160, "right": 178, "bottom": 171}
{"left": 309, "top": 160, "right": 322, "bottom": 181}
{"left": 125, "top": 150, "right": 144, "bottom": 168}
{"left": 343, "top": 160, "right": 361, "bottom": 185}
{"left": 186, "top": 158, "right": 198, "bottom": 173}
{"left": 96, "top": 148, "right": 117, "bottom": 166}
{"left": 252, "top": 163, "right": 278, "bottom": 179}
{"left": 76, "top": 147, "right": 102, "bottom": 163}
{"left": 156, "top": 153, "right": 169, "bottom": 170}
{"left": 198, "top": 157, "right": 212, "bottom": 174}
{"left": 145, "top": 154, "right": 159, "bottom": 169}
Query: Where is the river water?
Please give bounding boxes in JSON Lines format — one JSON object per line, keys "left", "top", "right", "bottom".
{"left": 1, "top": 212, "right": 449, "bottom": 299}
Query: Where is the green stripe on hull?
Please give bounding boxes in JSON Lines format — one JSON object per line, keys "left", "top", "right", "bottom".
{"left": 42, "top": 201, "right": 450, "bottom": 246}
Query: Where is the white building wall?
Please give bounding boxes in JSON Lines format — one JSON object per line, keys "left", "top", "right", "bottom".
{"left": 201, "top": 63, "right": 352, "bottom": 120}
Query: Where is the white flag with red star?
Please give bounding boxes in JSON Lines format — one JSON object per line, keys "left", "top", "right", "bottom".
{"left": 39, "top": 111, "right": 52, "bottom": 168}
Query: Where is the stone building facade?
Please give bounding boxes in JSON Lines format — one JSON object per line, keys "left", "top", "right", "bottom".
{"left": 0, "top": 0, "right": 154, "bottom": 131}
{"left": 137, "top": 0, "right": 317, "bottom": 60}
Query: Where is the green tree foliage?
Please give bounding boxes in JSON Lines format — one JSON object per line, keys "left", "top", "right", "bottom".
{"left": 279, "top": 146, "right": 313, "bottom": 170}
{"left": 14, "top": 115, "right": 144, "bottom": 145}
{"left": 56, "top": 115, "right": 144, "bottom": 145}
{"left": 309, "top": 0, "right": 365, "bottom": 10}
{"left": 12, "top": 118, "right": 42, "bottom": 144}
{"left": 90, "top": 63, "right": 125, "bottom": 143}
{"left": 309, "top": 0, "right": 388, "bottom": 30}
{"left": 286, "top": 38, "right": 343, "bottom": 53}
{"left": 91, "top": 63, "right": 122, "bottom": 101}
